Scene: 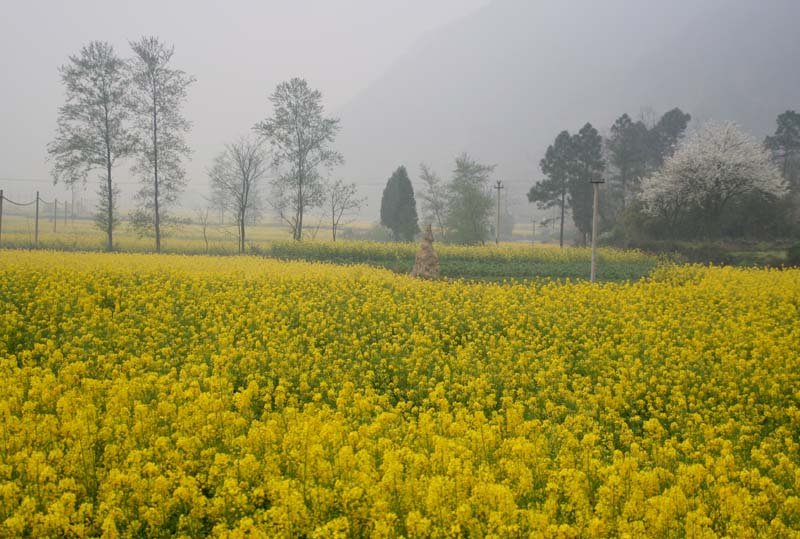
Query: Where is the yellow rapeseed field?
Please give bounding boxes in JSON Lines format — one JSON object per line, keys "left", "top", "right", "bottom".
{"left": 1, "top": 251, "right": 799, "bottom": 538}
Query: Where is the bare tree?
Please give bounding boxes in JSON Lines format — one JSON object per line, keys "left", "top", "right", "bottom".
{"left": 47, "top": 41, "right": 135, "bottom": 251}
{"left": 418, "top": 163, "right": 448, "bottom": 240}
{"left": 325, "top": 179, "right": 364, "bottom": 241}
{"left": 194, "top": 207, "right": 210, "bottom": 254}
{"left": 254, "top": 78, "right": 342, "bottom": 240}
{"left": 128, "top": 36, "right": 194, "bottom": 252}
{"left": 208, "top": 136, "right": 268, "bottom": 253}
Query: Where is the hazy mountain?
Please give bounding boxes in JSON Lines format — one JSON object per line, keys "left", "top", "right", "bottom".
{"left": 335, "top": 0, "right": 800, "bottom": 217}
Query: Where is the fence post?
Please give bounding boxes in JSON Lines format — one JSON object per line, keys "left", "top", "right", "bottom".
{"left": 35, "top": 191, "right": 40, "bottom": 248}
{"left": 54, "top": 198, "right": 58, "bottom": 233}
{"left": 0, "top": 189, "right": 3, "bottom": 247}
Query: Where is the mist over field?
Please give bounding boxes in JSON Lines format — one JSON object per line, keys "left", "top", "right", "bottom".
{"left": 1, "top": 0, "right": 799, "bottom": 249}
{"left": 337, "top": 0, "right": 800, "bottom": 215}
{"left": 0, "top": 0, "right": 488, "bottom": 211}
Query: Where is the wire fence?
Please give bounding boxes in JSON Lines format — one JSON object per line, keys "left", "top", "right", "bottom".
{"left": 0, "top": 189, "right": 77, "bottom": 248}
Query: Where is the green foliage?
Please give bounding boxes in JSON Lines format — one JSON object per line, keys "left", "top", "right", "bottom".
{"left": 601, "top": 108, "right": 692, "bottom": 247}
{"left": 787, "top": 242, "right": 800, "bottom": 267}
{"left": 380, "top": 166, "right": 419, "bottom": 241}
{"left": 265, "top": 240, "right": 661, "bottom": 282}
{"left": 418, "top": 163, "right": 448, "bottom": 240}
{"left": 93, "top": 182, "right": 120, "bottom": 248}
{"left": 529, "top": 131, "right": 572, "bottom": 246}
{"left": 445, "top": 154, "right": 495, "bottom": 245}
{"left": 765, "top": 110, "right": 800, "bottom": 190}
{"left": 530, "top": 125, "right": 606, "bottom": 247}
{"left": 719, "top": 190, "right": 795, "bottom": 239}
{"left": 607, "top": 114, "right": 649, "bottom": 210}
{"left": 568, "top": 123, "right": 605, "bottom": 244}
{"left": 647, "top": 107, "right": 692, "bottom": 167}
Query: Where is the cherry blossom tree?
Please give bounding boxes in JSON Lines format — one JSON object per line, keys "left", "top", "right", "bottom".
{"left": 640, "top": 121, "right": 784, "bottom": 234}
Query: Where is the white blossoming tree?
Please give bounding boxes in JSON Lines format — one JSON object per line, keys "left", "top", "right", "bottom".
{"left": 640, "top": 121, "right": 785, "bottom": 234}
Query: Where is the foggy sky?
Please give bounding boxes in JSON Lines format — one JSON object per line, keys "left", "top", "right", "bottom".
{"left": 0, "top": 0, "right": 490, "bottom": 207}
{"left": 4, "top": 0, "right": 797, "bottom": 224}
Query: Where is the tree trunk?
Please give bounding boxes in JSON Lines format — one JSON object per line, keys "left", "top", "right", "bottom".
{"left": 152, "top": 83, "right": 161, "bottom": 253}
{"left": 559, "top": 187, "right": 566, "bottom": 248}
{"left": 294, "top": 158, "right": 304, "bottom": 241}
{"left": 240, "top": 215, "right": 245, "bottom": 254}
{"left": 783, "top": 152, "right": 789, "bottom": 180}
{"left": 620, "top": 167, "right": 628, "bottom": 212}
{"left": 296, "top": 205, "right": 303, "bottom": 240}
{"left": 106, "top": 159, "right": 113, "bottom": 252}
{"left": 297, "top": 181, "right": 304, "bottom": 241}
{"left": 103, "top": 100, "right": 114, "bottom": 252}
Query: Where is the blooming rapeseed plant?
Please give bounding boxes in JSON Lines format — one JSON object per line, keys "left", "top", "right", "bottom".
{"left": 0, "top": 251, "right": 798, "bottom": 537}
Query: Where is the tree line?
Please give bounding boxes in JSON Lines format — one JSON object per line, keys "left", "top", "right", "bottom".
{"left": 379, "top": 155, "right": 502, "bottom": 245}
{"left": 376, "top": 106, "right": 798, "bottom": 248}
{"left": 49, "top": 40, "right": 361, "bottom": 253}
{"left": 48, "top": 39, "right": 195, "bottom": 252}
{"left": 529, "top": 108, "right": 800, "bottom": 247}
{"left": 48, "top": 39, "right": 799, "bottom": 252}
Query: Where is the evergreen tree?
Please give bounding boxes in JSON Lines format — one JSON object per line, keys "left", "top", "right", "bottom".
{"left": 528, "top": 131, "right": 572, "bottom": 247}
{"left": 765, "top": 110, "right": 800, "bottom": 190}
{"left": 647, "top": 107, "right": 691, "bottom": 168}
{"left": 380, "top": 165, "right": 419, "bottom": 241}
{"left": 445, "top": 153, "right": 495, "bottom": 245}
{"left": 569, "top": 123, "right": 605, "bottom": 245}
{"left": 607, "top": 114, "right": 648, "bottom": 210}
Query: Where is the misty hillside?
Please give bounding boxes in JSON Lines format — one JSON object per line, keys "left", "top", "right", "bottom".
{"left": 336, "top": 0, "right": 800, "bottom": 215}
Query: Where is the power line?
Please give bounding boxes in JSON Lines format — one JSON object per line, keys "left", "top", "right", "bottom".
{"left": 0, "top": 177, "right": 54, "bottom": 183}
{"left": 0, "top": 177, "right": 141, "bottom": 185}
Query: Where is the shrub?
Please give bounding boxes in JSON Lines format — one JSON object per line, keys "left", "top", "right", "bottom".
{"left": 787, "top": 241, "right": 800, "bottom": 267}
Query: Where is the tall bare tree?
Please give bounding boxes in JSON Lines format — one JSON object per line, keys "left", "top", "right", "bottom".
{"left": 325, "top": 179, "right": 363, "bottom": 241}
{"left": 47, "top": 41, "right": 135, "bottom": 251}
{"left": 254, "top": 78, "right": 342, "bottom": 240}
{"left": 208, "top": 136, "right": 268, "bottom": 253}
{"left": 128, "top": 36, "right": 194, "bottom": 252}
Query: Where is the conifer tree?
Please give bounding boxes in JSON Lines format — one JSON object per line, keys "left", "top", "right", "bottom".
{"left": 380, "top": 165, "right": 419, "bottom": 241}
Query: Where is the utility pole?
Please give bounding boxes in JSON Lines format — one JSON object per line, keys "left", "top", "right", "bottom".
{"left": 590, "top": 178, "right": 604, "bottom": 282}
{"left": 494, "top": 180, "right": 504, "bottom": 245}
{"left": 531, "top": 217, "right": 536, "bottom": 247}
{"left": 35, "top": 191, "right": 40, "bottom": 248}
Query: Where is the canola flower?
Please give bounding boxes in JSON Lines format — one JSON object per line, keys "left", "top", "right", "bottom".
{"left": 0, "top": 251, "right": 798, "bottom": 538}
{"left": 0, "top": 213, "right": 660, "bottom": 281}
